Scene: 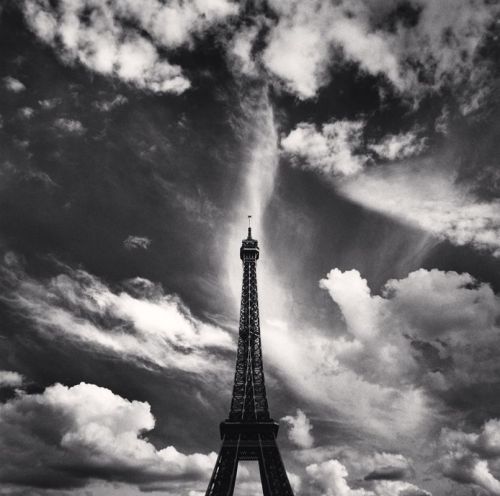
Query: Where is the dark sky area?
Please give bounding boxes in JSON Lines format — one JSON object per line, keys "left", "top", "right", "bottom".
{"left": 1, "top": 1, "right": 500, "bottom": 495}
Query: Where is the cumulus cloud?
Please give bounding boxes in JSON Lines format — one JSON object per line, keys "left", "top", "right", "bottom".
{"left": 19, "top": 0, "right": 498, "bottom": 102}
{"left": 22, "top": 0, "right": 238, "bottom": 94}
{"left": 0, "top": 371, "right": 24, "bottom": 388}
{"left": 369, "top": 132, "right": 427, "bottom": 161}
{"left": 439, "top": 419, "right": 500, "bottom": 495}
{"left": 123, "top": 235, "right": 152, "bottom": 250}
{"left": 281, "top": 121, "right": 368, "bottom": 177}
{"left": 261, "top": 2, "right": 334, "bottom": 99}
{"left": 306, "top": 459, "right": 429, "bottom": 496}
{"left": 0, "top": 382, "right": 216, "bottom": 489}
{"left": 296, "top": 447, "right": 413, "bottom": 482}
{"left": 282, "top": 123, "right": 427, "bottom": 182}
{"left": 54, "top": 118, "right": 86, "bottom": 135}
{"left": 281, "top": 409, "right": 314, "bottom": 449}
{"left": 371, "top": 481, "right": 431, "bottom": 496}
{"left": 307, "top": 459, "right": 370, "bottom": 496}
{"left": 263, "top": 319, "right": 429, "bottom": 442}
{"left": 338, "top": 164, "right": 500, "bottom": 256}
{"left": 3, "top": 76, "right": 26, "bottom": 93}
{"left": 319, "top": 267, "right": 500, "bottom": 395}
{"left": 0, "top": 252, "right": 232, "bottom": 374}
{"left": 260, "top": 0, "right": 498, "bottom": 101}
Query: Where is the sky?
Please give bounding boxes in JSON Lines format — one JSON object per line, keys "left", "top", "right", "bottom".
{"left": 1, "top": 0, "right": 500, "bottom": 495}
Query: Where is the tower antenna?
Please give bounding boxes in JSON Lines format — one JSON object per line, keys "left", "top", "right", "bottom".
{"left": 247, "top": 215, "right": 252, "bottom": 238}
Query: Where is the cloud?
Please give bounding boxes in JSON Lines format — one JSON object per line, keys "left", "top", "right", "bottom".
{"left": 230, "top": 88, "right": 430, "bottom": 445}
{"left": 319, "top": 267, "right": 500, "bottom": 396}
{"left": 434, "top": 107, "right": 450, "bottom": 135}
{"left": 38, "top": 98, "right": 61, "bottom": 110}
{"left": 305, "top": 459, "right": 429, "bottom": 496}
{"left": 93, "top": 95, "right": 128, "bottom": 112}
{"left": 439, "top": 420, "right": 500, "bottom": 495}
{"left": 54, "top": 118, "right": 86, "bottom": 135}
{"left": 261, "top": 1, "right": 334, "bottom": 99}
{"left": 282, "top": 123, "right": 429, "bottom": 179}
{"left": 228, "top": 24, "right": 260, "bottom": 76}
{"left": 364, "top": 453, "right": 412, "bottom": 481}
{"left": 281, "top": 121, "right": 368, "bottom": 177}
{"left": 22, "top": 0, "right": 238, "bottom": 94}
{"left": 19, "top": 0, "right": 498, "bottom": 102}
{"left": 0, "top": 253, "right": 232, "bottom": 375}
{"left": 260, "top": 0, "right": 499, "bottom": 101}
{"left": 0, "top": 161, "right": 57, "bottom": 188}
{"left": 368, "top": 132, "right": 427, "bottom": 161}
{"left": 320, "top": 269, "right": 380, "bottom": 342}
{"left": 281, "top": 409, "right": 314, "bottom": 449}
{"left": 0, "top": 371, "right": 24, "bottom": 388}
{"left": 263, "top": 318, "right": 429, "bottom": 442}
{"left": 123, "top": 235, "right": 152, "bottom": 250}
{"left": 3, "top": 77, "right": 26, "bottom": 93}
{"left": 288, "top": 472, "right": 302, "bottom": 493}
{"left": 18, "top": 107, "right": 35, "bottom": 120}
{"left": 371, "top": 481, "right": 431, "bottom": 496}
{"left": 0, "top": 382, "right": 216, "bottom": 489}
{"left": 306, "top": 459, "right": 371, "bottom": 496}
{"left": 296, "top": 447, "right": 413, "bottom": 482}
{"left": 338, "top": 163, "right": 500, "bottom": 256}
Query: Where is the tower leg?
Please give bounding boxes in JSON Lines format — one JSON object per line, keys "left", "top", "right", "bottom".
{"left": 205, "top": 433, "right": 295, "bottom": 496}
{"left": 257, "top": 435, "right": 295, "bottom": 496}
{"left": 205, "top": 437, "right": 240, "bottom": 496}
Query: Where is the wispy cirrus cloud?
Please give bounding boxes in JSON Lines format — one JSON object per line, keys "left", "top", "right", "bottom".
{"left": 282, "top": 118, "right": 500, "bottom": 257}
{"left": 0, "top": 252, "right": 232, "bottom": 375}
{"left": 338, "top": 164, "right": 500, "bottom": 257}
{"left": 93, "top": 94, "right": 128, "bottom": 112}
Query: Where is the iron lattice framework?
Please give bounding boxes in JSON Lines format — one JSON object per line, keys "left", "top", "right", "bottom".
{"left": 205, "top": 227, "right": 295, "bottom": 496}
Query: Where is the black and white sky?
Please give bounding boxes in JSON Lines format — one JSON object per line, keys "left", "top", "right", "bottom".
{"left": 1, "top": 0, "right": 500, "bottom": 495}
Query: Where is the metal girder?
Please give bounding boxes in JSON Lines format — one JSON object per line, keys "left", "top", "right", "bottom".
{"left": 229, "top": 258, "right": 269, "bottom": 421}
{"left": 205, "top": 432, "right": 294, "bottom": 496}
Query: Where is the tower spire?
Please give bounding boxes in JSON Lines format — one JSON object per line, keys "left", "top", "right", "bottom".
{"left": 204, "top": 224, "right": 295, "bottom": 496}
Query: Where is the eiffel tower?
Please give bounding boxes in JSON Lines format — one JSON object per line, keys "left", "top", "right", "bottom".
{"left": 205, "top": 221, "right": 295, "bottom": 496}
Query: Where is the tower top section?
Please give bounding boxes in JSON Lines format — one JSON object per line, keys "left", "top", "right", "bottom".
{"left": 240, "top": 216, "right": 259, "bottom": 261}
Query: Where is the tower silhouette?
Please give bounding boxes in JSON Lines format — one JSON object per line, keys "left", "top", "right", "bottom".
{"left": 205, "top": 223, "right": 295, "bottom": 496}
